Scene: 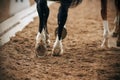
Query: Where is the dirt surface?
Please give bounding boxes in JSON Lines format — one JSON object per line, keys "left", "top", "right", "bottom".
{"left": 0, "top": 0, "right": 120, "bottom": 80}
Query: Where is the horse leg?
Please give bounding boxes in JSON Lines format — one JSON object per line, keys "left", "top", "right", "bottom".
{"left": 44, "top": 9, "right": 50, "bottom": 48}
{"left": 116, "top": 12, "right": 120, "bottom": 46}
{"left": 44, "top": 27, "right": 50, "bottom": 47}
{"left": 101, "top": 0, "right": 110, "bottom": 48}
{"left": 112, "top": 11, "right": 119, "bottom": 37}
{"left": 52, "top": 4, "right": 69, "bottom": 56}
{"left": 35, "top": 0, "right": 50, "bottom": 57}
{"left": 114, "top": 0, "right": 120, "bottom": 47}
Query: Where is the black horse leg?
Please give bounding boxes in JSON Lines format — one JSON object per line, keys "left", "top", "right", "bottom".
{"left": 35, "top": 0, "right": 50, "bottom": 57}
{"left": 52, "top": 4, "right": 69, "bottom": 56}
{"left": 37, "top": 0, "right": 49, "bottom": 33}
{"left": 101, "top": 0, "right": 107, "bottom": 20}
{"left": 57, "top": 5, "right": 69, "bottom": 40}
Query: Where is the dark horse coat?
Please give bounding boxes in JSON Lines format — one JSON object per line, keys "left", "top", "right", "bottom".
{"left": 35, "top": 0, "right": 82, "bottom": 7}
{"left": 35, "top": 0, "right": 120, "bottom": 57}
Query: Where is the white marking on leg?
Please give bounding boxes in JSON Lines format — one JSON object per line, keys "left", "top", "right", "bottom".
{"left": 64, "top": 25, "right": 66, "bottom": 28}
{"left": 101, "top": 20, "right": 110, "bottom": 48}
{"left": 46, "top": 34, "right": 51, "bottom": 46}
{"left": 44, "top": 31, "right": 50, "bottom": 47}
{"left": 114, "top": 16, "right": 119, "bottom": 29}
{"left": 41, "top": 29, "right": 46, "bottom": 42}
{"left": 35, "top": 29, "right": 47, "bottom": 56}
{"left": 35, "top": 29, "right": 46, "bottom": 49}
{"left": 35, "top": 32, "right": 41, "bottom": 48}
{"left": 52, "top": 36, "right": 63, "bottom": 56}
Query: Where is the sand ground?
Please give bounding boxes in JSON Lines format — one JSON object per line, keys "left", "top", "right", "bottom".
{"left": 0, "top": 0, "right": 120, "bottom": 80}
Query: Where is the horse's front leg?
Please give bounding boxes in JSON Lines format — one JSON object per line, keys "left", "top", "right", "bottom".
{"left": 52, "top": 4, "right": 69, "bottom": 56}
{"left": 101, "top": 0, "right": 110, "bottom": 48}
{"left": 35, "top": 0, "right": 50, "bottom": 57}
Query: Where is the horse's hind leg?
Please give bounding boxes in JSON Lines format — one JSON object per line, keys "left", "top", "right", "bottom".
{"left": 101, "top": 0, "right": 110, "bottom": 48}
{"left": 35, "top": 0, "right": 50, "bottom": 57}
{"left": 117, "top": 14, "right": 120, "bottom": 47}
{"left": 52, "top": 4, "right": 69, "bottom": 56}
{"left": 112, "top": 11, "right": 119, "bottom": 37}
{"left": 114, "top": 0, "right": 120, "bottom": 47}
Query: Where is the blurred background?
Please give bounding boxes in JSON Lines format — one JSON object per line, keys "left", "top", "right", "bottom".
{"left": 0, "top": 1, "right": 120, "bottom": 80}
{"left": 0, "top": 0, "right": 35, "bottom": 23}
{"left": 0, "top": 0, "right": 36, "bottom": 45}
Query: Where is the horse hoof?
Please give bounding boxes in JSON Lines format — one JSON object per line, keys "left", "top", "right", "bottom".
{"left": 112, "top": 32, "right": 118, "bottom": 37}
{"left": 35, "top": 43, "right": 47, "bottom": 57}
{"left": 117, "top": 41, "right": 120, "bottom": 47}
{"left": 52, "top": 48, "right": 63, "bottom": 56}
